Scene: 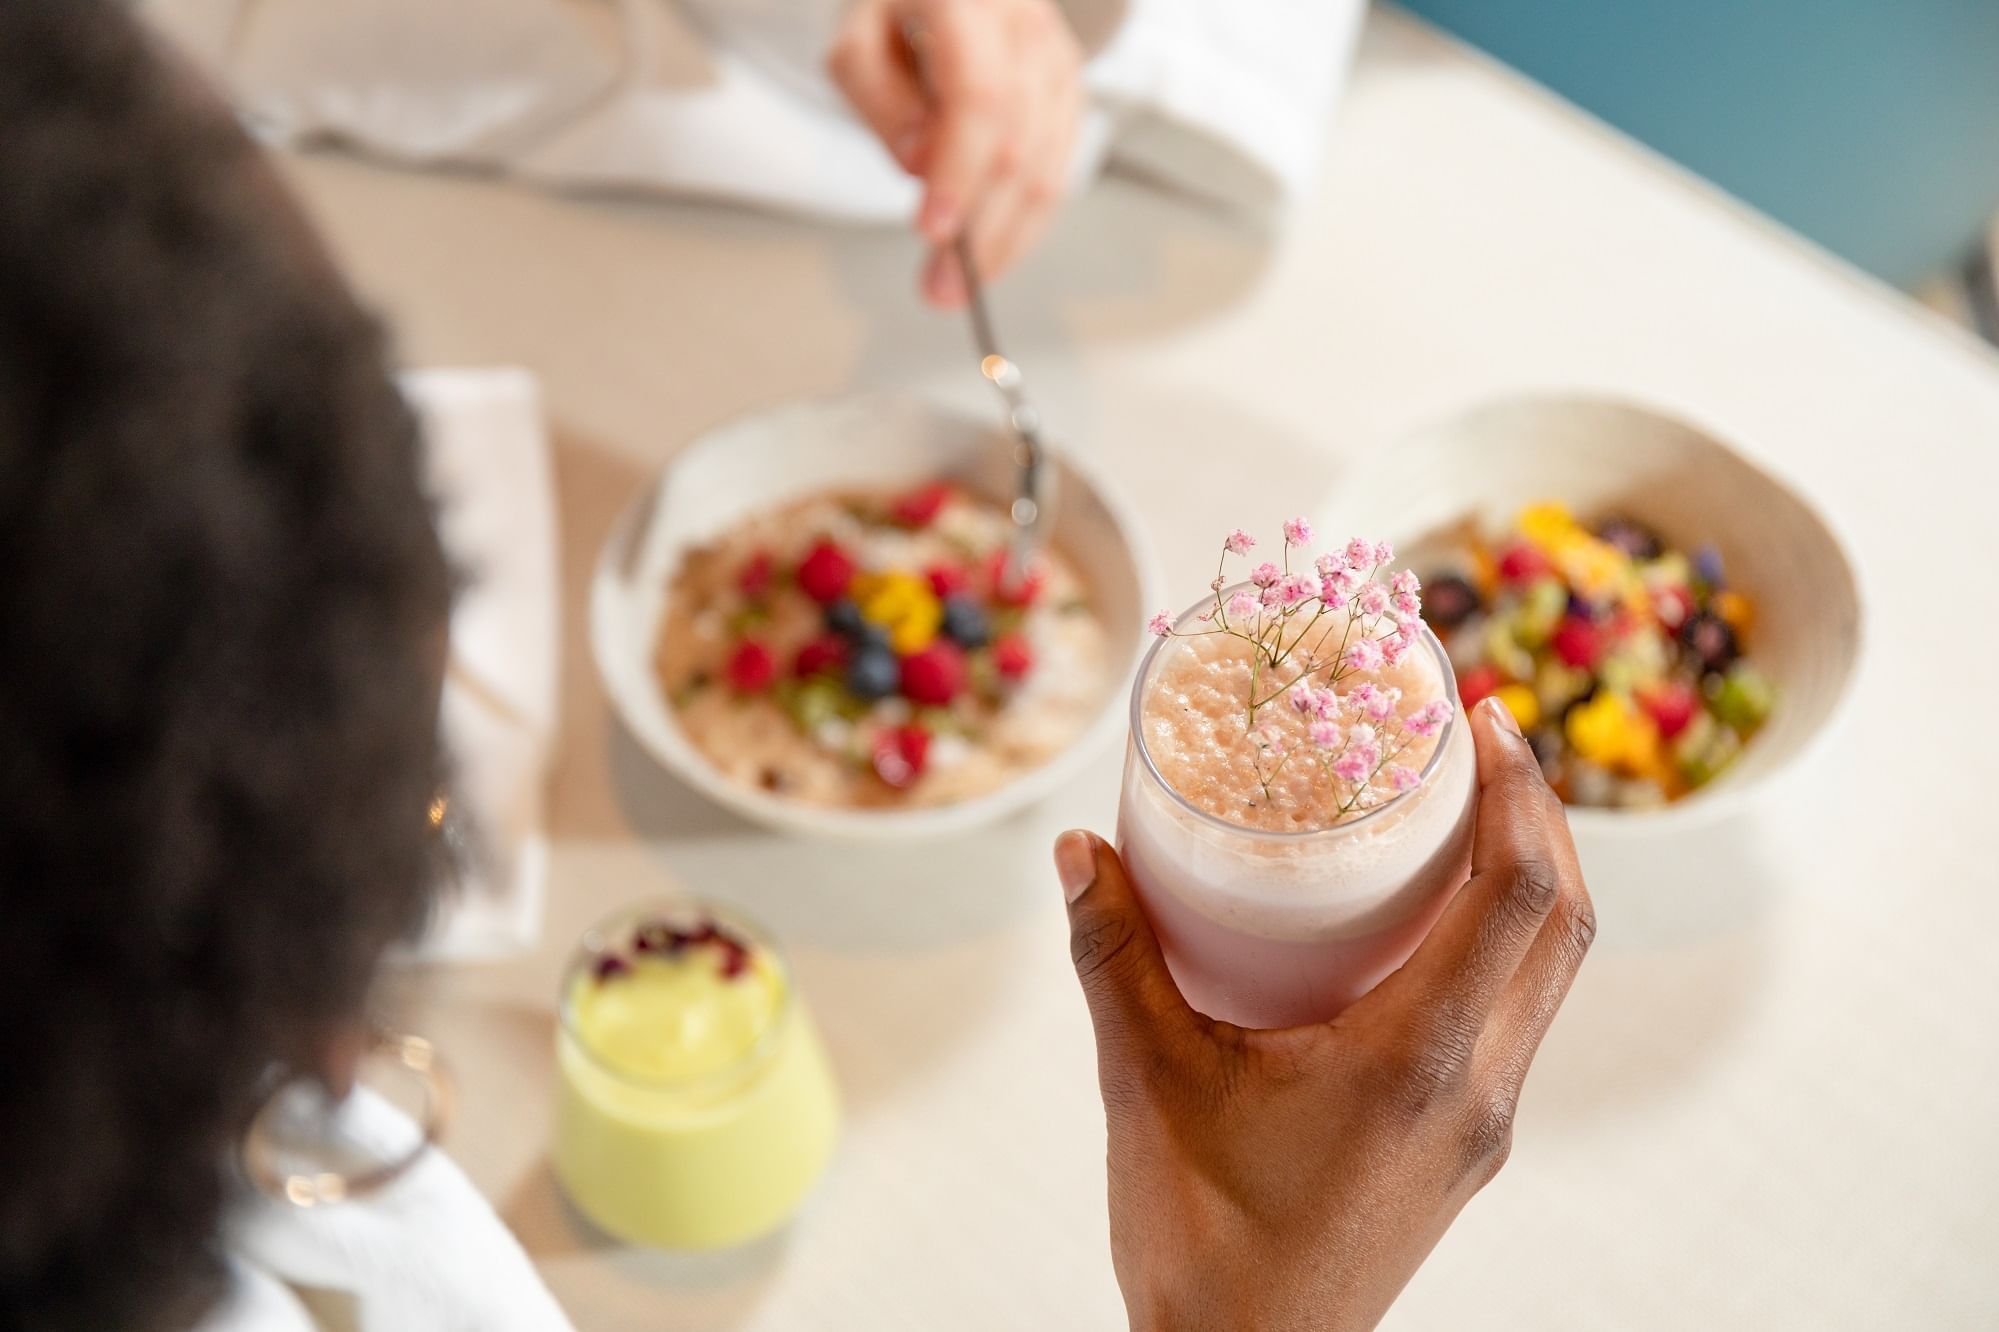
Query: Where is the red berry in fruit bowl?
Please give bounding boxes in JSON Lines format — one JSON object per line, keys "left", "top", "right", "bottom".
{"left": 793, "top": 635, "right": 849, "bottom": 679}
{"left": 1551, "top": 617, "right": 1603, "bottom": 670}
{"left": 925, "top": 561, "right": 970, "bottom": 600}
{"left": 725, "top": 640, "right": 777, "bottom": 693}
{"left": 1497, "top": 542, "right": 1554, "bottom": 584}
{"left": 1457, "top": 663, "right": 1501, "bottom": 711}
{"left": 796, "top": 540, "right": 857, "bottom": 604}
{"left": 872, "top": 724, "right": 931, "bottom": 788}
{"left": 983, "top": 548, "right": 1045, "bottom": 607}
{"left": 890, "top": 481, "right": 954, "bottom": 528}
{"left": 1639, "top": 682, "right": 1699, "bottom": 739}
{"left": 737, "top": 550, "right": 775, "bottom": 600}
{"left": 993, "top": 633, "right": 1035, "bottom": 680}
{"left": 900, "top": 641, "right": 968, "bottom": 706}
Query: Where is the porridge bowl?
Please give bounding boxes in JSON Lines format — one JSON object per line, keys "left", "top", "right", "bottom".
{"left": 592, "top": 393, "right": 1158, "bottom": 841}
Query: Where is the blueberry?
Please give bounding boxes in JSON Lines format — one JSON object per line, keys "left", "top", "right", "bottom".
{"left": 1680, "top": 611, "right": 1739, "bottom": 675}
{"left": 1694, "top": 545, "right": 1726, "bottom": 588}
{"left": 846, "top": 646, "right": 901, "bottom": 700}
{"left": 1420, "top": 574, "right": 1481, "bottom": 630}
{"left": 1595, "top": 517, "right": 1663, "bottom": 561}
{"left": 824, "top": 598, "right": 866, "bottom": 638}
{"left": 940, "top": 597, "right": 991, "bottom": 648}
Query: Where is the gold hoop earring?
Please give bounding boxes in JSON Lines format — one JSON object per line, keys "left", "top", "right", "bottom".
{"left": 242, "top": 1031, "right": 454, "bottom": 1207}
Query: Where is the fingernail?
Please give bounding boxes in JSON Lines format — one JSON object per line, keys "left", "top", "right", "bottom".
{"left": 1054, "top": 830, "right": 1097, "bottom": 903}
{"left": 1479, "top": 694, "right": 1523, "bottom": 737}
{"left": 918, "top": 193, "right": 959, "bottom": 242}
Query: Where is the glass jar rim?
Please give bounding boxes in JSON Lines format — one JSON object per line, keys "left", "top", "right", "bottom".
{"left": 556, "top": 897, "right": 796, "bottom": 1093}
{"left": 1128, "top": 583, "right": 1463, "bottom": 843}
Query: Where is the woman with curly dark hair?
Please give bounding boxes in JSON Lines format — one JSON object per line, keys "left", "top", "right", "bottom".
{"left": 0, "top": 3, "right": 571, "bottom": 1327}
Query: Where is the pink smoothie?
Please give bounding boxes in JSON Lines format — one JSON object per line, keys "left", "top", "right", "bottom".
{"left": 1117, "top": 607, "right": 1476, "bottom": 1028}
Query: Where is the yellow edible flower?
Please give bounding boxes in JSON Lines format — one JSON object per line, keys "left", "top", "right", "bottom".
{"left": 1491, "top": 684, "right": 1541, "bottom": 732}
{"left": 1517, "top": 502, "right": 1580, "bottom": 549}
{"left": 854, "top": 570, "right": 942, "bottom": 654}
{"left": 1565, "top": 691, "right": 1661, "bottom": 776}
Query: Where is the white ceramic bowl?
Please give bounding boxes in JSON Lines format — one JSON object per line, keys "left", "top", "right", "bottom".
{"left": 592, "top": 393, "right": 1159, "bottom": 840}
{"left": 1326, "top": 395, "right": 1863, "bottom": 834}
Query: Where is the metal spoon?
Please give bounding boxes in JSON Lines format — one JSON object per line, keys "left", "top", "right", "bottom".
{"left": 903, "top": 20, "right": 1051, "bottom": 594}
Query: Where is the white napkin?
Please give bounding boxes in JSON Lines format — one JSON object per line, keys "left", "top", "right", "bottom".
{"left": 403, "top": 368, "right": 559, "bottom": 961}
{"left": 140, "top": 0, "right": 1364, "bottom": 219}
{"left": 199, "top": 1090, "right": 574, "bottom": 1332}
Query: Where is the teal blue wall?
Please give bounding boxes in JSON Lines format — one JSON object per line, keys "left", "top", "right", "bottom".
{"left": 1397, "top": 0, "right": 1999, "bottom": 288}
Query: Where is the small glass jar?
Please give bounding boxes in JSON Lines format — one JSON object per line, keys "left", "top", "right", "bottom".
{"left": 552, "top": 899, "right": 839, "bottom": 1249}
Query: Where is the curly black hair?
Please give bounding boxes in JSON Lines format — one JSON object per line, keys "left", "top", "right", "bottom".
{"left": 0, "top": 4, "right": 451, "bottom": 1327}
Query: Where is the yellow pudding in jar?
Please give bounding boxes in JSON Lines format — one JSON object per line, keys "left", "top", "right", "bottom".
{"left": 553, "top": 903, "right": 839, "bottom": 1249}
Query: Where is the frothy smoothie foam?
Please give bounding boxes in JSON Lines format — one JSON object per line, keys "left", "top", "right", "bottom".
{"left": 1118, "top": 534, "right": 1477, "bottom": 1028}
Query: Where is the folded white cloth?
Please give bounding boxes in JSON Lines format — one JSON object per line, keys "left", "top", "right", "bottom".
{"left": 403, "top": 367, "right": 559, "bottom": 961}
{"left": 198, "top": 1089, "right": 574, "bottom": 1332}
{"left": 140, "top": 0, "right": 1364, "bottom": 219}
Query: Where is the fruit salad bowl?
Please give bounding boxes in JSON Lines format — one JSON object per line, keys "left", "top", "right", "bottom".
{"left": 1325, "top": 394, "right": 1863, "bottom": 835}
{"left": 592, "top": 393, "right": 1159, "bottom": 841}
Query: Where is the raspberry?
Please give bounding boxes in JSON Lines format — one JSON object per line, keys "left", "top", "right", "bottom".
{"left": 737, "top": 550, "right": 775, "bottom": 600}
{"left": 1497, "top": 543, "right": 1553, "bottom": 584}
{"left": 1457, "top": 663, "right": 1502, "bottom": 712}
{"left": 984, "top": 548, "right": 1045, "bottom": 607}
{"left": 724, "top": 640, "right": 777, "bottom": 693}
{"left": 794, "top": 635, "right": 849, "bottom": 678}
{"left": 925, "top": 561, "right": 969, "bottom": 600}
{"left": 899, "top": 641, "right": 967, "bottom": 706}
{"left": 1551, "top": 618, "right": 1602, "bottom": 670}
{"left": 993, "top": 633, "right": 1034, "bottom": 680}
{"left": 1638, "top": 683, "right": 1699, "bottom": 739}
{"left": 797, "top": 540, "right": 857, "bottom": 604}
{"left": 890, "top": 481, "right": 954, "bottom": 528}
{"left": 872, "top": 724, "right": 931, "bottom": 788}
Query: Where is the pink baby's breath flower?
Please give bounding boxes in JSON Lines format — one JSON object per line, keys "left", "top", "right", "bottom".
{"left": 1345, "top": 636, "right": 1385, "bottom": 672}
{"left": 1392, "top": 569, "right": 1421, "bottom": 597}
{"left": 1333, "top": 746, "right": 1376, "bottom": 784}
{"left": 1250, "top": 561, "right": 1282, "bottom": 589}
{"left": 1283, "top": 516, "right": 1315, "bottom": 548}
{"left": 1314, "top": 553, "right": 1341, "bottom": 579}
{"left": 1388, "top": 765, "right": 1421, "bottom": 793}
{"left": 1309, "top": 720, "right": 1343, "bottom": 749}
{"left": 1406, "top": 698, "right": 1452, "bottom": 738}
{"left": 1392, "top": 591, "right": 1421, "bottom": 617}
{"left": 1225, "top": 529, "right": 1256, "bottom": 556}
{"left": 1379, "top": 632, "right": 1409, "bottom": 666}
{"left": 1224, "top": 590, "right": 1259, "bottom": 622}
{"left": 1373, "top": 540, "right": 1395, "bottom": 566}
{"left": 1363, "top": 689, "right": 1395, "bottom": 722}
{"left": 1319, "top": 577, "right": 1348, "bottom": 610}
{"left": 1348, "top": 723, "right": 1378, "bottom": 751}
{"left": 1358, "top": 583, "right": 1389, "bottom": 617}
{"left": 1289, "top": 684, "right": 1317, "bottom": 714}
{"left": 1344, "top": 537, "right": 1375, "bottom": 571}
{"left": 1279, "top": 572, "right": 1316, "bottom": 607}
{"left": 1253, "top": 722, "right": 1287, "bottom": 755}
{"left": 1313, "top": 688, "right": 1341, "bottom": 721}
{"left": 1347, "top": 682, "right": 1378, "bottom": 710}
{"left": 1148, "top": 611, "right": 1174, "bottom": 637}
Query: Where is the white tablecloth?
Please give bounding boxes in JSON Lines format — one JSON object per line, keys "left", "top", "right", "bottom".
{"left": 289, "top": 8, "right": 1999, "bottom": 1328}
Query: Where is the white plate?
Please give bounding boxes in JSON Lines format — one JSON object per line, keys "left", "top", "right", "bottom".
{"left": 592, "top": 393, "right": 1159, "bottom": 840}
